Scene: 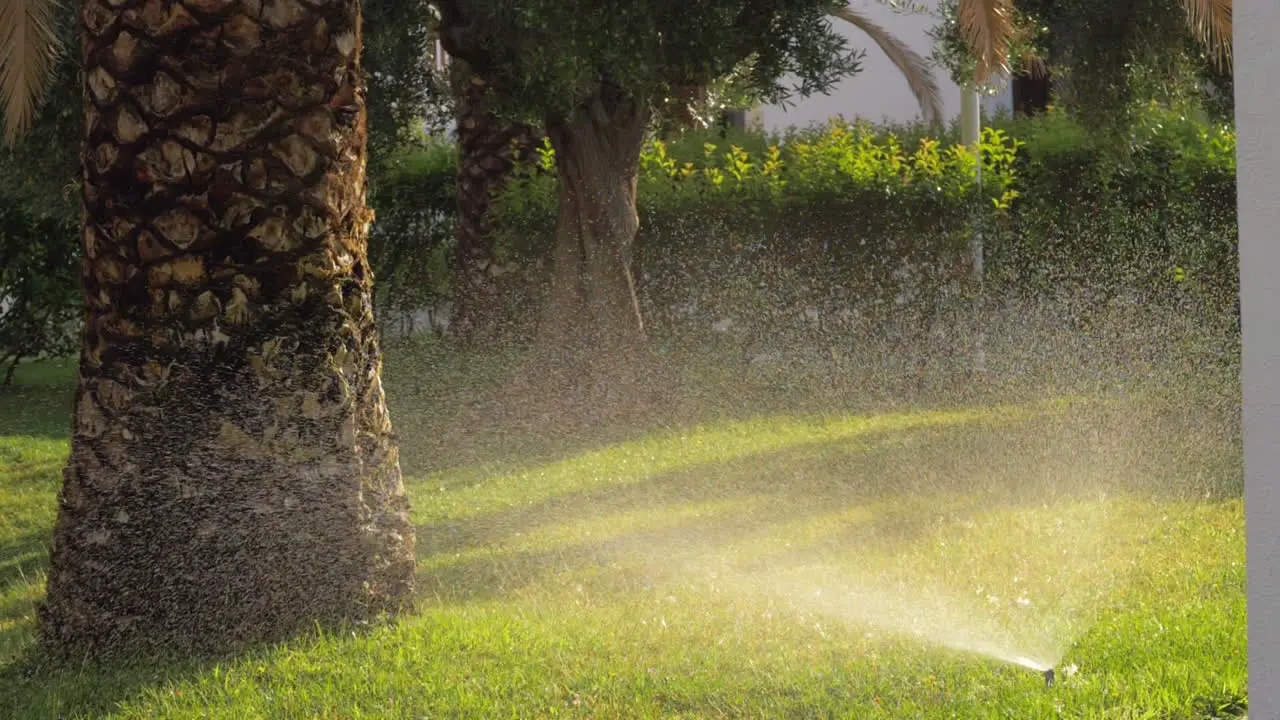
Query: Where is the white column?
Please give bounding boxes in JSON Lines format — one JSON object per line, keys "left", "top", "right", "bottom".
{"left": 1238, "top": 0, "right": 1280, "bottom": 713}
{"left": 960, "top": 86, "right": 986, "bottom": 373}
{"left": 960, "top": 87, "right": 980, "bottom": 147}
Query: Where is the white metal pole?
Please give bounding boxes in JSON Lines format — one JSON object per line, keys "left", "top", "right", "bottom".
{"left": 960, "top": 87, "right": 986, "bottom": 373}
{"left": 960, "top": 87, "right": 980, "bottom": 147}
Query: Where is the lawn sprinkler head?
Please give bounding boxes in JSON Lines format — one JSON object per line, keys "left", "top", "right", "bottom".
{"left": 1044, "top": 668, "right": 1055, "bottom": 688}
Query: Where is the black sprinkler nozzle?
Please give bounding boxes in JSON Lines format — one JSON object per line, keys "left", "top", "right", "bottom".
{"left": 1044, "top": 668, "right": 1055, "bottom": 688}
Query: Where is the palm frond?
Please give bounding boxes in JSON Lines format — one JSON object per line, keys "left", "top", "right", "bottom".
{"left": 1181, "top": 0, "right": 1232, "bottom": 73}
{"left": 831, "top": 5, "right": 943, "bottom": 128}
{"left": 955, "top": 0, "right": 1014, "bottom": 83}
{"left": 0, "top": 0, "right": 63, "bottom": 146}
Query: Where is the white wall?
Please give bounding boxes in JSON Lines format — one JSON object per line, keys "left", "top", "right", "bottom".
{"left": 757, "top": 0, "right": 1012, "bottom": 134}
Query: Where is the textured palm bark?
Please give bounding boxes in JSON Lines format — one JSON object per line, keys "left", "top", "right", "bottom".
{"left": 38, "top": 0, "right": 415, "bottom": 656}
{"left": 449, "top": 62, "right": 541, "bottom": 347}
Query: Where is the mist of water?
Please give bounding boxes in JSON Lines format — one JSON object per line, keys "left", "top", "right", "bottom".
{"left": 386, "top": 221, "right": 1239, "bottom": 684}
{"left": 624, "top": 532, "right": 1090, "bottom": 677}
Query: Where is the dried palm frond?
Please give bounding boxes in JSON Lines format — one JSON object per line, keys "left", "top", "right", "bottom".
{"left": 955, "top": 0, "right": 1015, "bottom": 83}
{"left": 1181, "top": 0, "right": 1232, "bottom": 72}
{"left": 831, "top": 5, "right": 944, "bottom": 128}
{"left": 0, "top": 0, "right": 63, "bottom": 145}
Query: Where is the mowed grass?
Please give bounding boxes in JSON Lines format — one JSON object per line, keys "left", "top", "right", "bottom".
{"left": 0, "top": 349, "right": 1246, "bottom": 719}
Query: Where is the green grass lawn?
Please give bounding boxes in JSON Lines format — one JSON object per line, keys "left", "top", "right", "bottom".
{"left": 0, "top": 349, "right": 1246, "bottom": 719}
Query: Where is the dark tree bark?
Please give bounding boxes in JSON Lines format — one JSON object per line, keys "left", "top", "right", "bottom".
{"left": 449, "top": 61, "right": 541, "bottom": 347}
{"left": 1013, "top": 72, "right": 1052, "bottom": 118}
{"left": 526, "top": 86, "right": 660, "bottom": 414}
{"left": 433, "top": 4, "right": 674, "bottom": 422}
{"left": 39, "top": 0, "right": 415, "bottom": 657}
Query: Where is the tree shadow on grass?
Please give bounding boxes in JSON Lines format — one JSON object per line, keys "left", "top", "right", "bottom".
{"left": 421, "top": 405, "right": 1125, "bottom": 554}
{"left": 0, "top": 640, "right": 251, "bottom": 720}
{"left": 0, "top": 532, "right": 46, "bottom": 592}
{"left": 412, "top": 412, "right": 1111, "bottom": 607}
{"left": 382, "top": 339, "right": 1062, "bottom": 480}
{"left": 415, "top": 491, "right": 1003, "bottom": 608}
{"left": 0, "top": 364, "right": 75, "bottom": 441}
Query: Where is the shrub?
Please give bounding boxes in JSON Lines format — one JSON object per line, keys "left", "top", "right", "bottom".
{"left": 0, "top": 202, "right": 81, "bottom": 386}
{"left": 4, "top": 106, "right": 1228, "bottom": 363}
{"left": 989, "top": 105, "right": 1237, "bottom": 307}
{"left": 488, "top": 118, "right": 1023, "bottom": 344}
{"left": 368, "top": 110, "right": 1236, "bottom": 351}
{"left": 366, "top": 140, "right": 458, "bottom": 327}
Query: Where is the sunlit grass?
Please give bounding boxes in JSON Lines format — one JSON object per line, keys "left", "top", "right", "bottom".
{"left": 0, "top": 353, "right": 1246, "bottom": 719}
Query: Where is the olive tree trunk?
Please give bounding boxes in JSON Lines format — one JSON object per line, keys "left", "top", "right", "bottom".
{"left": 528, "top": 89, "right": 656, "bottom": 412}
{"left": 38, "top": 0, "right": 415, "bottom": 657}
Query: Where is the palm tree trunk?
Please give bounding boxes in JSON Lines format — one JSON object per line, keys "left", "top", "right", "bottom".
{"left": 449, "top": 61, "right": 541, "bottom": 347}
{"left": 38, "top": 0, "right": 415, "bottom": 657}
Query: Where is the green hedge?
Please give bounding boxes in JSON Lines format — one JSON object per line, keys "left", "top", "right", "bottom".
{"left": 363, "top": 107, "right": 1236, "bottom": 345}
{"left": 366, "top": 140, "right": 458, "bottom": 317}
{"left": 0, "top": 105, "right": 1238, "bottom": 371}
{"left": 987, "top": 106, "right": 1237, "bottom": 300}
{"left": 0, "top": 199, "right": 82, "bottom": 382}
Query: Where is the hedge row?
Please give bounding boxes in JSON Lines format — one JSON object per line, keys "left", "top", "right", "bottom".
{"left": 0, "top": 202, "right": 80, "bottom": 385}
{"left": 366, "top": 106, "right": 1237, "bottom": 345}
{"left": 0, "top": 105, "right": 1238, "bottom": 369}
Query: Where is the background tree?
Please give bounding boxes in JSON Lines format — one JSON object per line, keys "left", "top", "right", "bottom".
{"left": 439, "top": 3, "right": 942, "bottom": 350}
{"left": 829, "top": 5, "right": 943, "bottom": 128}
{"left": 1022, "top": 0, "right": 1230, "bottom": 126}
{"left": 652, "top": 4, "right": 947, "bottom": 134}
{"left": 362, "top": 0, "right": 455, "bottom": 165}
{"left": 0, "top": 0, "right": 447, "bottom": 377}
{"left": 0, "top": 203, "right": 79, "bottom": 388}
{"left": 448, "top": 59, "right": 542, "bottom": 347}
{"left": 0, "top": 0, "right": 82, "bottom": 381}
{"left": 34, "top": 0, "right": 415, "bottom": 656}
{"left": 434, "top": 0, "right": 862, "bottom": 411}
{"left": 930, "top": 0, "right": 1231, "bottom": 129}
{"left": 0, "top": 0, "right": 62, "bottom": 145}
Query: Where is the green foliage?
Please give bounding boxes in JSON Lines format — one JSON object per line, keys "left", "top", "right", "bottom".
{"left": 988, "top": 105, "right": 1237, "bottom": 305}
{"left": 0, "top": 205, "right": 80, "bottom": 385}
{"left": 487, "top": 119, "right": 1008, "bottom": 340}
{"left": 928, "top": 0, "right": 1232, "bottom": 129}
{"left": 362, "top": 0, "right": 455, "bottom": 165}
{"left": 663, "top": 62, "right": 780, "bottom": 133}
{"left": 0, "top": 0, "right": 81, "bottom": 381}
{"left": 1017, "top": 0, "right": 1192, "bottom": 124}
{"left": 365, "top": 110, "right": 1237, "bottom": 348}
{"left": 444, "top": 0, "right": 863, "bottom": 124}
{"left": 927, "top": 0, "right": 1047, "bottom": 93}
{"left": 366, "top": 141, "right": 458, "bottom": 317}
{"left": 499, "top": 118, "right": 1018, "bottom": 236}
{"left": 4, "top": 93, "right": 1237, "bottom": 361}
